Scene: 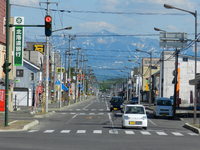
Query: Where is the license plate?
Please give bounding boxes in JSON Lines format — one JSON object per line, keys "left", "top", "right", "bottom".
{"left": 129, "top": 121, "right": 135, "bottom": 125}
{"left": 114, "top": 108, "right": 118, "bottom": 110}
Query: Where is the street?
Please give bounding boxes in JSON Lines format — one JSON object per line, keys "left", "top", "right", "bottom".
{"left": 0, "top": 97, "right": 199, "bottom": 150}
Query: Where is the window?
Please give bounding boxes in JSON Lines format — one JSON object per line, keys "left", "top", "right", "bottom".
{"left": 31, "top": 73, "right": 34, "bottom": 81}
{"left": 16, "top": 69, "right": 24, "bottom": 77}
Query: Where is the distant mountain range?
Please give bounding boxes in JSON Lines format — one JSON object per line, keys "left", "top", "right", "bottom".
{"left": 28, "top": 30, "right": 195, "bottom": 80}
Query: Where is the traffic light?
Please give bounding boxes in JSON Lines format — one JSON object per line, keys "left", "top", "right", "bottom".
{"left": 2, "top": 62, "right": 11, "bottom": 74}
{"left": 45, "top": 15, "right": 52, "bottom": 36}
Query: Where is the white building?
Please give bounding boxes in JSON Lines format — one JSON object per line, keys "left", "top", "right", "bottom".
{"left": 160, "top": 51, "right": 200, "bottom": 106}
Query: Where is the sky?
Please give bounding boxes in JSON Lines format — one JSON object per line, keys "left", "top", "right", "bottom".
{"left": 10, "top": 0, "right": 200, "bottom": 38}
{"left": 10, "top": 0, "right": 200, "bottom": 79}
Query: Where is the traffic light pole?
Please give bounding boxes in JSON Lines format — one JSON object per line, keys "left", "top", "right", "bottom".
{"left": 4, "top": 0, "right": 11, "bottom": 127}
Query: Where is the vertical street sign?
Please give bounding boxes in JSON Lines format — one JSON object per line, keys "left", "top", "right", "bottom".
{"left": 14, "top": 16, "right": 24, "bottom": 66}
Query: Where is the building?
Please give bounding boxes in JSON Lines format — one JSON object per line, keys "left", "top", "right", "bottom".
{"left": 141, "top": 57, "right": 160, "bottom": 102}
{"left": 14, "top": 59, "right": 42, "bottom": 107}
{"left": 159, "top": 51, "right": 200, "bottom": 106}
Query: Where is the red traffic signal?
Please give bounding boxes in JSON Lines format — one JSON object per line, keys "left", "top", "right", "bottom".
{"left": 45, "top": 15, "right": 52, "bottom": 36}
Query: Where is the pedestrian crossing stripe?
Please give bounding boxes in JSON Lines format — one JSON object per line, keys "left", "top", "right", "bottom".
{"left": 156, "top": 131, "right": 168, "bottom": 136}
{"left": 93, "top": 130, "right": 102, "bottom": 134}
{"left": 61, "top": 130, "right": 71, "bottom": 133}
{"left": 27, "top": 130, "right": 199, "bottom": 137}
{"left": 77, "top": 130, "right": 86, "bottom": 134}
{"left": 171, "top": 132, "right": 184, "bottom": 136}
{"left": 44, "top": 130, "right": 54, "bottom": 133}
{"left": 109, "top": 129, "right": 118, "bottom": 134}
{"left": 125, "top": 130, "right": 135, "bottom": 135}
{"left": 141, "top": 131, "right": 151, "bottom": 135}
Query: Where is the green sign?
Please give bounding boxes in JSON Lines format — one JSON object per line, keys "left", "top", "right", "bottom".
{"left": 14, "top": 26, "right": 23, "bottom": 66}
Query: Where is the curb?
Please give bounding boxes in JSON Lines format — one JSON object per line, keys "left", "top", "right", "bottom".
{"left": 0, "top": 120, "right": 39, "bottom": 132}
{"left": 183, "top": 123, "right": 200, "bottom": 134}
{"left": 23, "top": 120, "right": 39, "bottom": 130}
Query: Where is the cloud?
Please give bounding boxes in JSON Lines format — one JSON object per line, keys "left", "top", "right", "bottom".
{"left": 11, "top": 0, "right": 39, "bottom": 5}
{"left": 98, "top": 0, "right": 120, "bottom": 11}
{"left": 79, "top": 21, "right": 116, "bottom": 32}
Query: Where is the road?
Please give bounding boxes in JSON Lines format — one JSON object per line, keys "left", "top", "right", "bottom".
{"left": 0, "top": 96, "right": 199, "bottom": 150}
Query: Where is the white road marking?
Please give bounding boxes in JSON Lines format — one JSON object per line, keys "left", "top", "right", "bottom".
{"left": 156, "top": 131, "right": 168, "bottom": 136}
{"left": 141, "top": 131, "right": 151, "bottom": 135}
{"left": 188, "top": 133, "right": 198, "bottom": 136}
{"left": 77, "top": 130, "right": 86, "bottom": 134}
{"left": 172, "top": 132, "right": 184, "bottom": 136}
{"left": 44, "top": 130, "right": 54, "bottom": 133}
{"left": 72, "top": 114, "right": 78, "bottom": 119}
{"left": 148, "top": 119, "right": 157, "bottom": 126}
{"left": 28, "top": 130, "right": 38, "bottom": 133}
{"left": 98, "top": 113, "right": 104, "bottom": 115}
{"left": 108, "top": 113, "right": 114, "bottom": 128}
{"left": 79, "top": 113, "right": 86, "bottom": 115}
{"left": 89, "top": 113, "right": 95, "bottom": 115}
{"left": 93, "top": 130, "right": 102, "bottom": 134}
{"left": 125, "top": 130, "right": 135, "bottom": 135}
{"left": 60, "top": 130, "right": 71, "bottom": 133}
{"left": 99, "top": 109, "right": 104, "bottom": 111}
{"left": 76, "top": 109, "right": 81, "bottom": 111}
{"left": 109, "top": 129, "right": 118, "bottom": 134}
{"left": 70, "top": 112, "right": 76, "bottom": 115}
{"left": 105, "top": 101, "right": 109, "bottom": 111}
{"left": 91, "top": 109, "right": 96, "bottom": 111}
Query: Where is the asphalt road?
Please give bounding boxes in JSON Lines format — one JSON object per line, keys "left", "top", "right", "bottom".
{"left": 0, "top": 96, "right": 199, "bottom": 150}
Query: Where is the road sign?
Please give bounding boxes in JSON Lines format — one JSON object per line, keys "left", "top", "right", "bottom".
{"left": 159, "top": 32, "right": 187, "bottom": 49}
{"left": 14, "top": 17, "right": 24, "bottom": 66}
{"left": 0, "top": 89, "right": 5, "bottom": 111}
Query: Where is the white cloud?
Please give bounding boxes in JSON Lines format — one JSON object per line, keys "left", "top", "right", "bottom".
{"left": 98, "top": 0, "right": 120, "bottom": 11}
{"left": 79, "top": 21, "right": 116, "bottom": 32}
{"left": 166, "top": 25, "right": 179, "bottom": 31}
{"left": 11, "top": 0, "right": 39, "bottom": 5}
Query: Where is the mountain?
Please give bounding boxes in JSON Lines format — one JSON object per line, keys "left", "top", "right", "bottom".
{"left": 51, "top": 30, "right": 161, "bottom": 80}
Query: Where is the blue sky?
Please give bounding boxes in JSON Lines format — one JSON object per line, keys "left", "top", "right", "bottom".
{"left": 10, "top": 0, "right": 200, "bottom": 39}
{"left": 10, "top": 0, "right": 200, "bottom": 79}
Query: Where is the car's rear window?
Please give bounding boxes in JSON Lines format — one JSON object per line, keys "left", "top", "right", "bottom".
{"left": 125, "top": 106, "right": 145, "bottom": 114}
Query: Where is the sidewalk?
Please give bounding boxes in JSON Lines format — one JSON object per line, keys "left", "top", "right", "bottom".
{"left": 0, "top": 96, "right": 95, "bottom": 131}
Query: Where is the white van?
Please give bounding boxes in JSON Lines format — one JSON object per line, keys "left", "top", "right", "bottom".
{"left": 153, "top": 97, "right": 173, "bottom": 118}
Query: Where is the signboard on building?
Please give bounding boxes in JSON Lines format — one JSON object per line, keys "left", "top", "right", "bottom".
{"left": 0, "top": 89, "right": 5, "bottom": 111}
{"left": 33, "top": 44, "right": 45, "bottom": 54}
{"left": 159, "top": 32, "right": 187, "bottom": 49}
{"left": 14, "top": 17, "right": 24, "bottom": 66}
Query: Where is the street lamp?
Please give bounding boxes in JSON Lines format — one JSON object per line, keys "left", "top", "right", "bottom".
{"left": 52, "top": 26, "right": 72, "bottom": 33}
{"left": 164, "top": 3, "right": 198, "bottom": 124}
{"left": 136, "top": 48, "right": 152, "bottom": 106}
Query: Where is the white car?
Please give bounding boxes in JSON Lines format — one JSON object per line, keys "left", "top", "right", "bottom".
{"left": 122, "top": 104, "right": 148, "bottom": 130}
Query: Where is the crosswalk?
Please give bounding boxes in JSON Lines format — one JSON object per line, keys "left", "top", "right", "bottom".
{"left": 27, "top": 129, "right": 199, "bottom": 137}
{"left": 65, "top": 109, "right": 107, "bottom": 112}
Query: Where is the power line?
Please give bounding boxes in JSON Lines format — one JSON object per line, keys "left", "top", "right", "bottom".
{"left": 11, "top": 3, "right": 196, "bottom": 16}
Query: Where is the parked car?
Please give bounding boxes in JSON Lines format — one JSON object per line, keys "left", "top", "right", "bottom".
{"left": 129, "top": 97, "right": 138, "bottom": 104}
{"left": 109, "top": 96, "right": 124, "bottom": 111}
{"left": 122, "top": 104, "right": 148, "bottom": 129}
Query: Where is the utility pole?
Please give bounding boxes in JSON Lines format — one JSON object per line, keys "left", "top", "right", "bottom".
{"left": 173, "top": 49, "right": 180, "bottom": 117}
{"left": 5, "top": 0, "right": 11, "bottom": 126}
{"left": 40, "top": 0, "right": 57, "bottom": 113}
{"left": 74, "top": 48, "right": 81, "bottom": 103}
